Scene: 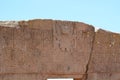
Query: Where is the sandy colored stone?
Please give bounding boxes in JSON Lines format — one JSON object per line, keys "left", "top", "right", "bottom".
{"left": 0, "top": 21, "right": 19, "bottom": 28}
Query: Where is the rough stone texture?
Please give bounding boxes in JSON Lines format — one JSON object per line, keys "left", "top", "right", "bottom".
{"left": 0, "top": 19, "right": 120, "bottom": 80}
{"left": 0, "top": 19, "right": 94, "bottom": 80}
{"left": 0, "top": 21, "right": 19, "bottom": 28}
{"left": 87, "top": 29, "right": 120, "bottom": 80}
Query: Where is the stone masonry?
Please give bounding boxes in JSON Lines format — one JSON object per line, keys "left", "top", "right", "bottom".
{"left": 0, "top": 19, "right": 120, "bottom": 80}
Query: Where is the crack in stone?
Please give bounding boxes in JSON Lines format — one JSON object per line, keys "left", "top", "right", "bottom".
{"left": 0, "top": 20, "right": 106, "bottom": 80}
{"left": 84, "top": 30, "right": 96, "bottom": 80}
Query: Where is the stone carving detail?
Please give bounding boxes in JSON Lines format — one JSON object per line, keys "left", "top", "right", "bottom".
{"left": 0, "top": 19, "right": 120, "bottom": 80}
{"left": 53, "top": 21, "right": 76, "bottom": 52}
{"left": 33, "top": 30, "right": 53, "bottom": 49}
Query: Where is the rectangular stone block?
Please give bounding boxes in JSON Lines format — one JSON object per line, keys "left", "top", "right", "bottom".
{"left": 88, "top": 29, "right": 120, "bottom": 73}
{"left": 0, "top": 20, "right": 95, "bottom": 75}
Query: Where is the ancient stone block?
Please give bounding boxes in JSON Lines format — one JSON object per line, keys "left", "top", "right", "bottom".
{"left": 1, "top": 19, "right": 120, "bottom": 80}
{"left": 0, "top": 19, "right": 95, "bottom": 80}
{"left": 87, "top": 29, "right": 120, "bottom": 80}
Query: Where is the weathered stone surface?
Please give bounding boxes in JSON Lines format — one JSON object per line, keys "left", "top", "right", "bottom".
{"left": 0, "top": 19, "right": 94, "bottom": 80}
{"left": 0, "top": 74, "right": 43, "bottom": 80}
{"left": 87, "top": 73, "right": 120, "bottom": 80}
{"left": 0, "top": 21, "right": 19, "bottom": 28}
{"left": 87, "top": 29, "right": 120, "bottom": 80}
{"left": 0, "top": 19, "right": 120, "bottom": 80}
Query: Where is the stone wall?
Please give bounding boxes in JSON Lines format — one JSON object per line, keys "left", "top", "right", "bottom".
{"left": 0, "top": 19, "right": 120, "bottom": 80}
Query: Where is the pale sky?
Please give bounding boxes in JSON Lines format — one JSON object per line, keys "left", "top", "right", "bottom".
{"left": 0, "top": 0, "right": 120, "bottom": 32}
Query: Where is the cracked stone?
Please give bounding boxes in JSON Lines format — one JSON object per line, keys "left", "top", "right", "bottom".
{"left": 0, "top": 19, "right": 120, "bottom": 80}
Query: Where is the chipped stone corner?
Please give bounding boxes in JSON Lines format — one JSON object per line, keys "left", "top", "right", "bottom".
{"left": 94, "top": 27, "right": 100, "bottom": 32}
{"left": 0, "top": 21, "right": 20, "bottom": 28}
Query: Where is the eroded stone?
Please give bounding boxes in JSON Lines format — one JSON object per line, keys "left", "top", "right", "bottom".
{"left": 1, "top": 19, "right": 120, "bottom": 80}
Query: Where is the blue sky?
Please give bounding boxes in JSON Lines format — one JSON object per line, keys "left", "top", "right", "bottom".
{"left": 0, "top": 0, "right": 120, "bottom": 32}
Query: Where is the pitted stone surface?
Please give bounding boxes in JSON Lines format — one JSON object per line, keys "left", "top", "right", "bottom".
{"left": 87, "top": 29, "right": 120, "bottom": 80}
{"left": 0, "top": 19, "right": 94, "bottom": 80}
{"left": 0, "top": 19, "right": 120, "bottom": 80}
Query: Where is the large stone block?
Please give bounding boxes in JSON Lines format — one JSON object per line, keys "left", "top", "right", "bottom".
{"left": 1, "top": 19, "right": 120, "bottom": 80}
{"left": 0, "top": 19, "right": 95, "bottom": 80}
{"left": 88, "top": 29, "right": 120, "bottom": 80}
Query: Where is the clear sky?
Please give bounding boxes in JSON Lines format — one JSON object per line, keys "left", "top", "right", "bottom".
{"left": 0, "top": 0, "right": 120, "bottom": 32}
